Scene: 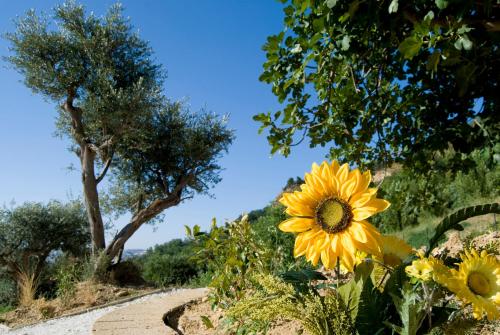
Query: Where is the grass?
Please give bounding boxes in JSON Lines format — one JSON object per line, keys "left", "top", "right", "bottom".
{"left": 17, "top": 268, "right": 39, "bottom": 307}
{"left": 395, "top": 213, "right": 497, "bottom": 249}
{"left": 0, "top": 305, "right": 14, "bottom": 314}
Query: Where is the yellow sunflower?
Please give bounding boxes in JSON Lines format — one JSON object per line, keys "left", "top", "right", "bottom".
{"left": 405, "top": 252, "right": 449, "bottom": 282}
{"left": 438, "top": 249, "right": 500, "bottom": 320}
{"left": 278, "top": 160, "right": 390, "bottom": 271}
{"left": 405, "top": 258, "right": 434, "bottom": 281}
{"left": 378, "top": 235, "right": 413, "bottom": 267}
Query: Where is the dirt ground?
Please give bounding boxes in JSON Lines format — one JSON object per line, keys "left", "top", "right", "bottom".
{"left": 177, "top": 299, "right": 305, "bottom": 335}
{"left": 0, "top": 281, "right": 155, "bottom": 328}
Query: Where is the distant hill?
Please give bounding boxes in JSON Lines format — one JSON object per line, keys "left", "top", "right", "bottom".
{"left": 122, "top": 249, "right": 146, "bottom": 259}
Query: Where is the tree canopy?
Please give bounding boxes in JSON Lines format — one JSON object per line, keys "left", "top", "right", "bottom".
{"left": 104, "top": 102, "right": 233, "bottom": 259}
{"left": 5, "top": 1, "right": 234, "bottom": 267}
{"left": 255, "top": 0, "right": 499, "bottom": 168}
{"left": 0, "top": 201, "right": 89, "bottom": 281}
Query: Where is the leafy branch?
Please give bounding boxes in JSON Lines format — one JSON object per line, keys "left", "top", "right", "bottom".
{"left": 426, "top": 203, "right": 500, "bottom": 255}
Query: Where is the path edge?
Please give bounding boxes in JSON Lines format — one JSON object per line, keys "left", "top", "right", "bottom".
{"left": 7, "top": 288, "right": 170, "bottom": 331}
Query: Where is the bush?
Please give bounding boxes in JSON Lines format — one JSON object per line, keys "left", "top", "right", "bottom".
{"left": 0, "top": 275, "right": 16, "bottom": 309}
{"left": 138, "top": 239, "right": 199, "bottom": 287}
{"left": 249, "top": 203, "right": 296, "bottom": 273}
{"left": 109, "top": 261, "right": 145, "bottom": 286}
{"left": 54, "top": 258, "right": 79, "bottom": 304}
{"left": 373, "top": 148, "right": 499, "bottom": 232}
{"left": 188, "top": 216, "right": 272, "bottom": 307}
{"left": 142, "top": 254, "right": 197, "bottom": 287}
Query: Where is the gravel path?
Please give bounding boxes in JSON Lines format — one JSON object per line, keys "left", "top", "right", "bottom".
{"left": 0, "top": 289, "right": 186, "bottom": 335}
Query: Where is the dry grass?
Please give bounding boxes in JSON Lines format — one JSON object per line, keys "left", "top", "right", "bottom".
{"left": 1, "top": 280, "right": 155, "bottom": 328}
{"left": 17, "top": 267, "right": 40, "bottom": 307}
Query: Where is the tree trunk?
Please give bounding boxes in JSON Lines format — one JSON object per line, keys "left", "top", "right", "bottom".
{"left": 63, "top": 93, "right": 107, "bottom": 256}
{"left": 104, "top": 196, "right": 181, "bottom": 262}
{"left": 81, "top": 144, "right": 106, "bottom": 254}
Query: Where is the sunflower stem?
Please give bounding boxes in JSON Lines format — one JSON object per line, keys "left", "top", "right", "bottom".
{"left": 336, "top": 258, "right": 341, "bottom": 290}
{"left": 377, "top": 269, "right": 389, "bottom": 289}
{"left": 422, "top": 282, "right": 433, "bottom": 329}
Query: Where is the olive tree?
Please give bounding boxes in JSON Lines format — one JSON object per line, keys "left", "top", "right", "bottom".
{"left": 0, "top": 201, "right": 89, "bottom": 285}
{"left": 104, "top": 102, "right": 233, "bottom": 260}
{"left": 5, "top": 2, "right": 234, "bottom": 270}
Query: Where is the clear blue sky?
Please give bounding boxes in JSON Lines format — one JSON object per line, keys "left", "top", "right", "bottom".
{"left": 0, "top": 1, "right": 328, "bottom": 249}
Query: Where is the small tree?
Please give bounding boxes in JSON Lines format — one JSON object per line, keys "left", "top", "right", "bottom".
{"left": 0, "top": 201, "right": 89, "bottom": 302}
{"left": 104, "top": 102, "right": 233, "bottom": 260}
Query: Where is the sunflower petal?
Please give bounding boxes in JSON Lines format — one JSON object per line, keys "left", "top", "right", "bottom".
{"left": 294, "top": 233, "right": 309, "bottom": 257}
{"left": 349, "top": 188, "right": 378, "bottom": 208}
{"left": 321, "top": 249, "right": 330, "bottom": 269}
{"left": 354, "top": 170, "right": 371, "bottom": 194}
{"left": 340, "top": 179, "right": 356, "bottom": 201}
{"left": 348, "top": 221, "right": 368, "bottom": 243}
{"left": 279, "top": 217, "right": 314, "bottom": 233}
{"left": 341, "top": 248, "right": 355, "bottom": 272}
{"left": 331, "top": 160, "right": 340, "bottom": 175}
{"left": 352, "top": 199, "right": 390, "bottom": 220}
{"left": 337, "top": 163, "right": 349, "bottom": 184}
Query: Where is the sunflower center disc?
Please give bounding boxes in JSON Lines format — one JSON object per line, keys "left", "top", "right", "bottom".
{"left": 316, "top": 198, "right": 353, "bottom": 233}
{"left": 467, "top": 272, "right": 491, "bottom": 296}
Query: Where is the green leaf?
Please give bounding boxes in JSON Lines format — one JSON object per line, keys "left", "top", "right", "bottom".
{"left": 291, "top": 43, "right": 302, "bottom": 53}
{"left": 426, "top": 203, "right": 500, "bottom": 255}
{"left": 200, "top": 315, "right": 214, "bottom": 329}
{"left": 388, "top": 0, "right": 399, "bottom": 13}
{"left": 184, "top": 225, "right": 192, "bottom": 237}
{"left": 435, "top": 0, "right": 448, "bottom": 9}
{"left": 281, "top": 269, "right": 327, "bottom": 284}
{"left": 398, "top": 36, "right": 423, "bottom": 59}
{"left": 461, "top": 35, "right": 473, "bottom": 50}
{"left": 426, "top": 52, "right": 441, "bottom": 72}
{"left": 338, "top": 261, "right": 374, "bottom": 320}
{"left": 326, "top": 0, "right": 337, "bottom": 9}
{"left": 388, "top": 287, "right": 426, "bottom": 335}
{"left": 355, "top": 275, "right": 387, "bottom": 335}
{"left": 338, "top": 277, "right": 363, "bottom": 320}
{"left": 454, "top": 35, "right": 473, "bottom": 51}
{"left": 423, "top": 11, "right": 434, "bottom": 23}
{"left": 384, "top": 265, "right": 407, "bottom": 298}
{"left": 340, "top": 35, "right": 351, "bottom": 51}
{"left": 457, "top": 25, "right": 473, "bottom": 34}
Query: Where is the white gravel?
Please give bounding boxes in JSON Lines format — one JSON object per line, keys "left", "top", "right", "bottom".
{"left": 0, "top": 289, "right": 182, "bottom": 335}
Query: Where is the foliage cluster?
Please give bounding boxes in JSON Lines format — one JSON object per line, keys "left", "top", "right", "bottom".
{"left": 187, "top": 216, "right": 273, "bottom": 308}
{"left": 256, "top": 0, "right": 499, "bottom": 168}
{"left": 0, "top": 200, "right": 90, "bottom": 307}
{"left": 52, "top": 255, "right": 84, "bottom": 304}
{"left": 137, "top": 239, "right": 199, "bottom": 287}
{"left": 229, "top": 204, "right": 500, "bottom": 334}
{"left": 373, "top": 147, "right": 500, "bottom": 232}
{"left": 228, "top": 273, "right": 353, "bottom": 335}
{"left": 0, "top": 275, "right": 16, "bottom": 311}
{"left": 247, "top": 203, "right": 296, "bottom": 274}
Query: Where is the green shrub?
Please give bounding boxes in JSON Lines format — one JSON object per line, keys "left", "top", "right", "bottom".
{"left": 55, "top": 261, "right": 79, "bottom": 304}
{"left": 138, "top": 239, "right": 199, "bottom": 287}
{"left": 188, "top": 216, "right": 272, "bottom": 307}
{"left": 249, "top": 203, "right": 296, "bottom": 273}
{"left": 142, "top": 254, "right": 197, "bottom": 287}
{"left": 109, "top": 261, "right": 145, "bottom": 286}
{"left": 373, "top": 148, "right": 499, "bottom": 232}
{"left": 0, "top": 275, "right": 16, "bottom": 309}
